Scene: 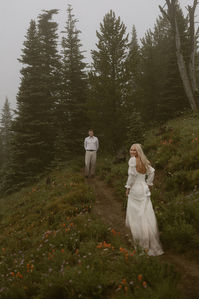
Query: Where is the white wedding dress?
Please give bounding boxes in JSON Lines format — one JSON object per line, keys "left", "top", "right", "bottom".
{"left": 125, "top": 156, "right": 163, "bottom": 256}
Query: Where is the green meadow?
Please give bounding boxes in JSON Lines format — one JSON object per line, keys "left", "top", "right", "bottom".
{"left": 1, "top": 166, "right": 178, "bottom": 299}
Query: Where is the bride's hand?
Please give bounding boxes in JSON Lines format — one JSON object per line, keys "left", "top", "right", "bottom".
{"left": 126, "top": 189, "right": 130, "bottom": 197}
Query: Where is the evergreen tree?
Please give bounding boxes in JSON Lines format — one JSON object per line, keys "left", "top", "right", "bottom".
{"left": 138, "top": 29, "right": 160, "bottom": 124}
{"left": 157, "top": 7, "right": 189, "bottom": 121}
{"left": 125, "top": 103, "right": 144, "bottom": 147}
{"left": 125, "top": 26, "right": 144, "bottom": 145}
{"left": 89, "top": 10, "right": 129, "bottom": 152}
{"left": 0, "top": 97, "right": 12, "bottom": 167}
{"left": 126, "top": 25, "right": 142, "bottom": 104}
{"left": 137, "top": 10, "right": 189, "bottom": 124}
{"left": 1, "top": 11, "right": 60, "bottom": 192}
{"left": 37, "top": 9, "right": 61, "bottom": 161}
{"left": 57, "top": 4, "right": 88, "bottom": 158}
{"left": 8, "top": 19, "right": 43, "bottom": 189}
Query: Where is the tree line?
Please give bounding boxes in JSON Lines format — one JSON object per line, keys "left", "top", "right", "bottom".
{"left": 0, "top": 1, "right": 198, "bottom": 193}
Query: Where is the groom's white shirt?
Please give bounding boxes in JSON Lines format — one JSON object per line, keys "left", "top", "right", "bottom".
{"left": 84, "top": 136, "right": 99, "bottom": 151}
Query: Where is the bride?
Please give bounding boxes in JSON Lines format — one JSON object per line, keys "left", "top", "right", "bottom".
{"left": 125, "top": 143, "right": 163, "bottom": 256}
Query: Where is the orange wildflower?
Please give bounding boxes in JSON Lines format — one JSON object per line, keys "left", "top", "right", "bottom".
{"left": 119, "top": 247, "right": 128, "bottom": 255}
{"left": 122, "top": 279, "right": 127, "bottom": 285}
{"left": 97, "top": 241, "right": 112, "bottom": 249}
{"left": 11, "top": 272, "right": 15, "bottom": 277}
{"left": 16, "top": 272, "right": 23, "bottom": 279}
{"left": 111, "top": 228, "right": 117, "bottom": 235}
{"left": 130, "top": 250, "right": 136, "bottom": 256}
{"left": 96, "top": 242, "right": 103, "bottom": 248}
{"left": 143, "top": 281, "right": 147, "bottom": 288}
{"left": 118, "top": 284, "right": 122, "bottom": 289}
{"left": 103, "top": 241, "right": 111, "bottom": 248}
{"left": 61, "top": 249, "right": 65, "bottom": 253}
{"left": 138, "top": 274, "right": 143, "bottom": 281}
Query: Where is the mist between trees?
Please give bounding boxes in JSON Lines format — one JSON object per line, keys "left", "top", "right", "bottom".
{"left": 0, "top": 0, "right": 198, "bottom": 194}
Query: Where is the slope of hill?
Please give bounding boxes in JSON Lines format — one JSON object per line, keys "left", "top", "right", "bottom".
{"left": 97, "top": 113, "right": 199, "bottom": 257}
{"left": 0, "top": 164, "right": 179, "bottom": 299}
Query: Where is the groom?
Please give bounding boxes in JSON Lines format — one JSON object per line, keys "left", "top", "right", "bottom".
{"left": 84, "top": 129, "right": 99, "bottom": 178}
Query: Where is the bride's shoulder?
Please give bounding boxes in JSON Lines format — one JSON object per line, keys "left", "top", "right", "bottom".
{"left": 128, "top": 156, "right": 136, "bottom": 167}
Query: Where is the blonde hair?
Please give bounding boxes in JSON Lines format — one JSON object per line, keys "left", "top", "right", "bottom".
{"left": 131, "top": 143, "right": 151, "bottom": 171}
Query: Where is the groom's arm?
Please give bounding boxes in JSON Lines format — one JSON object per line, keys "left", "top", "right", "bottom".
{"left": 96, "top": 137, "right": 99, "bottom": 151}
{"left": 84, "top": 138, "right": 87, "bottom": 150}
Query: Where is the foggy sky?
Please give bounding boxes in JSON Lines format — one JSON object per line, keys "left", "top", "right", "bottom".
{"left": 0, "top": 0, "right": 197, "bottom": 111}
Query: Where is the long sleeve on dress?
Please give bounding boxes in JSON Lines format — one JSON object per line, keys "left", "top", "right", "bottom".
{"left": 146, "top": 166, "right": 155, "bottom": 186}
{"left": 125, "top": 157, "right": 137, "bottom": 189}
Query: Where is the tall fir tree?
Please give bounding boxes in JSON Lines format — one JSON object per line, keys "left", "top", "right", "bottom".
{"left": 7, "top": 19, "right": 43, "bottom": 190}
{"left": 89, "top": 10, "right": 129, "bottom": 152}
{"left": 126, "top": 25, "right": 142, "bottom": 103}
{"left": 0, "top": 97, "right": 12, "bottom": 168}
{"left": 158, "top": 4, "right": 189, "bottom": 121}
{"left": 125, "top": 26, "right": 144, "bottom": 145}
{"left": 57, "top": 5, "right": 88, "bottom": 158}
{"left": 138, "top": 28, "right": 163, "bottom": 124}
{"left": 137, "top": 10, "right": 189, "bottom": 125}
{"left": 1, "top": 11, "right": 60, "bottom": 192}
{"left": 37, "top": 9, "right": 61, "bottom": 161}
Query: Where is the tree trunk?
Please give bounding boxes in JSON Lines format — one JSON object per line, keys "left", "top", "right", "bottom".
{"left": 175, "top": 20, "right": 198, "bottom": 111}
{"left": 188, "top": 0, "right": 198, "bottom": 93}
{"left": 159, "top": 0, "right": 198, "bottom": 112}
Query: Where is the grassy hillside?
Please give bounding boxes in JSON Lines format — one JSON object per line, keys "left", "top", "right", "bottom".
{"left": 98, "top": 113, "right": 199, "bottom": 256}
{"left": 0, "top": 164, "right": 179, "bottom": 298}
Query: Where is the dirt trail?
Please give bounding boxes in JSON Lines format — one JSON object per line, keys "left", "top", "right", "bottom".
{"left": 87, "top": 177, "right": 199, "bottom": 299}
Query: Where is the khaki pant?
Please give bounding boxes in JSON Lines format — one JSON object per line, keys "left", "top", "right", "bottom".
{"left": 85, "top": 151, "right": 97, "bottom": 176}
